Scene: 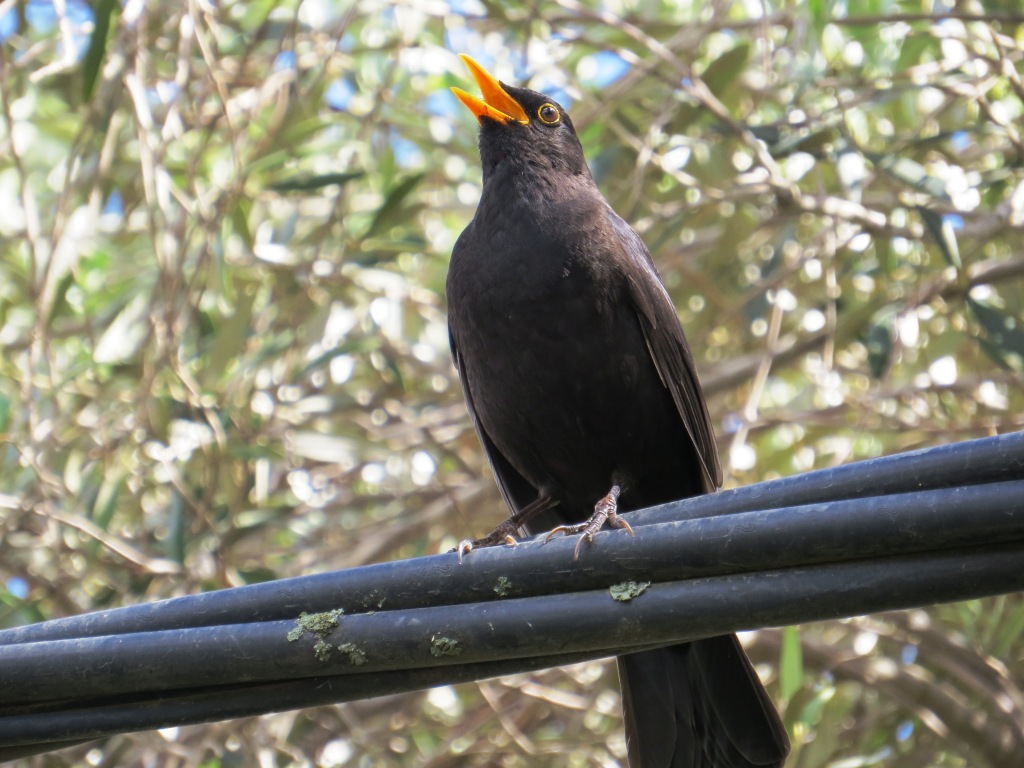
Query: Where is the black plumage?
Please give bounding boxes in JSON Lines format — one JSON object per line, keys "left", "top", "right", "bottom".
{"left": 446, "top": 55, "right": 790, "bottom": 768}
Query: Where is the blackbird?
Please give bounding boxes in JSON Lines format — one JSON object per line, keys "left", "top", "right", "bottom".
{"left": 446, "top": 54, "right": 790, "bottom": 768}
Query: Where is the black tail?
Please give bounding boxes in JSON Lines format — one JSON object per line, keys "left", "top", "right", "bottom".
{"left": 618, "top": 635, "right": 790, "bottom": 768}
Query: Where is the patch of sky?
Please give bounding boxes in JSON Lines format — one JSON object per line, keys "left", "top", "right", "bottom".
{"left": 152, "top": 80, "right": 180, "bottom": 106}
{"left": 949, "top": 131, "right": 970, "bottom": 152}
{"left": 510, "top": 52, "right": 532, "bottom": 85}
{"left": 578, "top": 50, "right": 630, "bottom": 88}
{"left": 6, "top": 577, "right": 28, "bottom": 600}
{"left": 425, "top": 90, "right": 458, "bottom": 118}
{"left": 25, "top": 0, "right": 59, "bottom": 33}
{"left": 448, "top": 0, "right": 486, "bottom": 17}
{"left": 64, "top": 0, "right": 93, "bottom": 29}
{"left": 444, "top": 27, "right": 480, "bottom": 66}
{"left": 10, "top": 1, "right": 94, "bottom": 57}
{"left": 274, "top": 50, "right": 297, "bottom": 72}
{"left": 391, "top": 129, "right": 424, "bottom": 168}
{"left": 26, "top": 0, "right": 93, "bottom": 36}
{"left": 0, "top": 8, "right": 16, "bottom": 41}
{"left": 337, "top": 31, "right": 356, "bottom": 52}
{"left": 326, "top": 78, "right": 356, "bottom": 111}
{"left": 103, "top": 189, "right": 124, "bottom": 217}
{"left": 900, "top": 643, "right": 918, "bottom": 665}
{"left": 535, "top": 80, "right": 573, "bottom": 109}
{"left": 721, "top": 413, "right": 744, "bottom": 434}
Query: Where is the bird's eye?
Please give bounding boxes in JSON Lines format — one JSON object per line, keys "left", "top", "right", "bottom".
{"left": 537, "top": 104, "right": 560, "bottom": 125}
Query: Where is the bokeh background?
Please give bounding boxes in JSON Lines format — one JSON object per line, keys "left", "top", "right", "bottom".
{"left": 1, "top": 0, "right": 1023, "bottom": 765}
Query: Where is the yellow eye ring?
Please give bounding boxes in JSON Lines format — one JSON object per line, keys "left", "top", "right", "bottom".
{"left": 537, "top": 103, "right": 560, "bottom": 125}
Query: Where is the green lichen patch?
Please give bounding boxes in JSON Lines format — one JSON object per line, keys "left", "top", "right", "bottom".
{"left": 338, "top": 642, "right": 368, "bottom": 666}
{"left": 610, "top": 581, "right": 651, "bottom": 602}
{"left": 313, "top": 639, "right": 333, "bottom": 662}
{"left": 287, "top": 608, "right": 360, "bottom": 665}
{"left": 430, "top": 634, "right": 463, "bottom": 657}
{"left": 287, "top": 608, "right": 344, "bottom": 642}
{"left": 301, "top": 608, "right": 344, "bottom": 635}
{"left": 493, "top": 576, "right": 512, "bottom": 596}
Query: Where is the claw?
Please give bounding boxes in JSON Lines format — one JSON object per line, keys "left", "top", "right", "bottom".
{"left": 451, "top": 519, "right": 521, "bottom": 563}
{"left": 609, "top": 514, "right": 634, "bottom": 537}
{"left": 573, "top": 532, "right": 589, "bottom": 561}
{"left": 543, "top": 485, "right": 630, "bottom": 560}
{"left": 455, "top": 539, "right": 474, "bottom": 564}
{"left": 544, "top": 523, "right": 581, "bottom": 543}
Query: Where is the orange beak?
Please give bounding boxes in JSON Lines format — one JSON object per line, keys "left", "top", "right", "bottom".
{"left": 451, "top": 54, "right": 530, "bottom": 125}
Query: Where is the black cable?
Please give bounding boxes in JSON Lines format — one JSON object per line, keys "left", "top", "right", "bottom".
{"left": 2, "top": 479, "right": 1023, "bottom": 703}
{"left": 0, "top": 543, "right": 1021, "bottom": 752}
{"left": 3, "top": 431, "right": 1022, "bottom": 647}
{"left": 0, "top": 432, "right": 1022, "bottom": 759}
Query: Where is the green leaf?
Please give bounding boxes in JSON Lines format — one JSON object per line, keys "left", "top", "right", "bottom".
{"left": 897, "top": 34, "right": 940, "bottom": 71}
{"left": 0, "top": 394, "right": 9, "bottom": 433}
{"left": 968, "top": 298, "right": 1024, "bottom": 369}
{"left": 93, "top": 293, "right": 151, "bottom": 365}
{"left": 92, "top": 473, "right": 125, "bottom": 531}
{"left": 202, "top": 281, "right": 256, "bottom": 386}
{"left": 269, "top": 171, "right": 365, "bottom": 192}
{"left": 229, "top": 199, "right": 254, "bottom": 253}
{"left": 46, "top": 272, "right": 75, "bottom": 324}
{"left": 917, "top": 207, "right": 962, "bottom": 268}
{"left": 864, "top": 313, "right": 894, "bottom": 379}
{"left": 699, "top": 43, "right": 751, "bottom": 101}
{"left": 873, "top": 156, "right": 950, "bottom": 202}
{"left": 237, "top": 567, "right": 281, "bottom": 585}
{"left": 167, "top": 489, "right": 187, "bottom": 565}
{"left": 808, "top": 0, "right": 831, "bottom": 37}
{"left": 363, "top": 173, "right": 424, "bottom": 240}
{"left": 82, "top": 0, "right": 119, "bottom": 101}
{"left": 799, "top": 684, "right": 858, "bottom": 766}
{"left": 779, "top": 625, "right": 804, "bottom": 700}
{"left": 993, "top": 600, "right": 1024, "bottom": 659}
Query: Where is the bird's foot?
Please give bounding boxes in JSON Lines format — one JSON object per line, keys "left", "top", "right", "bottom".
{"left": 544, "top": 485, "right": 633, "bottom": 560}
{"left": 454, "top": 518, "right": 520, "bottom": 564}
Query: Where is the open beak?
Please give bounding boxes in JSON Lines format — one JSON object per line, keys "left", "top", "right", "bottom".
{"left": 451, "top": 54, "right": 530, "bottom": 125}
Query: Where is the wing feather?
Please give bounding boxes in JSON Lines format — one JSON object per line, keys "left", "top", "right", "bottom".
{"left": 608, "top": 211, "right": 723, "bottom": 491}
{"left": 448, "top": 329, "right": 539, "bottom": 515}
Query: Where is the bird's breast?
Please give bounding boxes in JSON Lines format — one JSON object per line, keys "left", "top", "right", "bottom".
{"left": 451, "top": 251, "right": 670, "bottom": 499}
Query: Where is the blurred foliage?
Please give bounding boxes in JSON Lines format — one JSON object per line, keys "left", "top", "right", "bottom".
{"left": 1, "top": 0, "right": 1023, "bottom": 765}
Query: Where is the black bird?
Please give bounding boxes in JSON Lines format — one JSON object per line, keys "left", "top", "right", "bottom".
{"left": 446, "top": 54, "right": 790, "bottom": 768}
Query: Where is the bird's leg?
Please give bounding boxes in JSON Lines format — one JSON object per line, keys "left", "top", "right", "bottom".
{"left": 455, "top": 494, "right": 556, "bottom": 563}
{"left": 455, "top": 519, "right": 519, "bottom": 563}
{"left": 544, "top": 485, "right": 634, "bottom": 560}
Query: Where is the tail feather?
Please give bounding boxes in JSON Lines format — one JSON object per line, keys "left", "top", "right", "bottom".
{"left": 618, "top": 635, "right": 789, "bottom": 768}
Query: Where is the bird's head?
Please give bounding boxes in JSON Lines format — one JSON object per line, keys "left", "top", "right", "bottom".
{"left": 451, "top": 54, "right": 589, "bottom": 185}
